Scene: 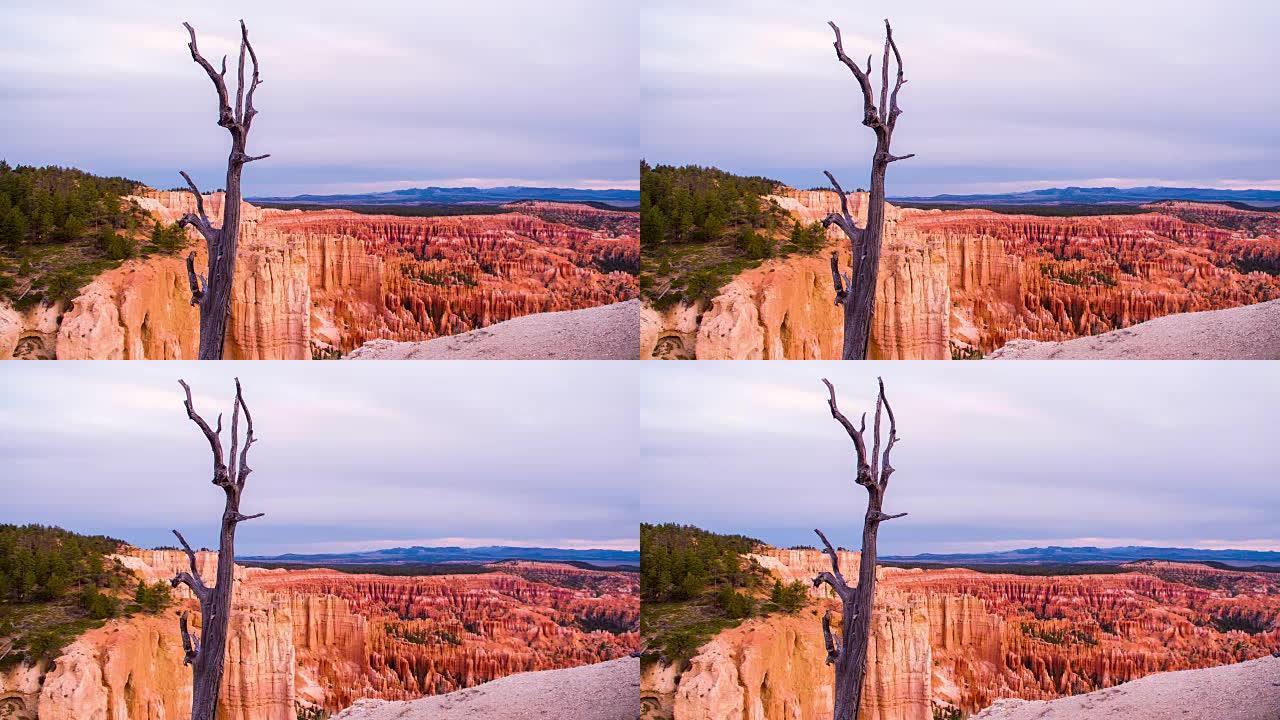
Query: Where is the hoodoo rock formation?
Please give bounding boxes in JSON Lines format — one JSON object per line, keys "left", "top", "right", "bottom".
{"left": 641, "top": 190, "right": 1280, "bottom": 359}
{"left": 0, "top": 551, "right": 638, "bottom": 720}
{"left": 641, "top": 547, "right": 1280, "bottom": 720}
{"left": 0, "top": 193, "right": 638, "bottom": 360}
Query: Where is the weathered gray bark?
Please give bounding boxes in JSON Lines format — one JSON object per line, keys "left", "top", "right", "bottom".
{"left": 821, "top": 20, "right": 913, "bottom": 360}
{"left": 177, "top": 21, "right": 269, "bottom": 360}
{"left": 171, "top": 378, "right": 264, "bottom": 720}
{"left": 813, "top": 377, "right": 907, "bottom": 720}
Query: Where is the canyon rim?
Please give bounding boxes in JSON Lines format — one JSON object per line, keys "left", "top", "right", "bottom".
{"left": 639, "top": 361, "right": 1280, "bottom": 719}
{"left": 1, "top": 1, "right": 638, "bottom": 361}
{"left": 0, "top": 361, "right": 642, "bottom": 719}
{"left": 639, "top": 1, "right": 1280, "bottom": 360}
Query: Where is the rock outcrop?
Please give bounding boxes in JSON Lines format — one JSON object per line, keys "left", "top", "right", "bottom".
{"left": 333, "top": 656, "right": 641, "bottom": 720}
{"left": 641, "top": 191, "right": 1280, "bottom": 359}
{"left": 973, "top": 655, "right": 1280, "bottom": 720}
{"left": 346, "top": 299, "right": 640, "bottom": 359}
{"left": 988, "top": 298, "right": 1280, "bottom": 359}
{"left": 7, "top": 550, "right": 639, "bottom": 720}
{"left": 643, "top": 548, "right": 1280, "bottom": 720}
{"left": 0, "top": 194, "right": 638, "bottom": 359}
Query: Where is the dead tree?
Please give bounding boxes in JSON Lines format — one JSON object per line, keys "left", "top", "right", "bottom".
{"left": 821, "top": 20, "right": 913, "bottom": 360}
{"left": 177, "top": 21, "right": 269, "bottom": 360}
{"left": 813, "top": 377, "right": 906, "bottom": 720}
{"left": 171, "top": 378, "right": 264, "bottom": 720}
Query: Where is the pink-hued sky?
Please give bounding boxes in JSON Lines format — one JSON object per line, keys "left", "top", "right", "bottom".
{"left": 0, "top": 0, "right": 637, "bottom": 195}
{"left": 640, "top": 362, "right": 1279, "bottom": 555}
{"left": 641, "top": 0, "right": 1280, "bottom": 195}
{"left": 0, "top": 362, "right": 638, "bottom": 554}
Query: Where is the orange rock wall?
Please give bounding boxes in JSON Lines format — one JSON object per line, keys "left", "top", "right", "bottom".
{"left": 647, "top": 549, "right": 1280, "bottom": 719}
{"left": 640, "top": 192, "right": 1280, "bottom": 359}
{"left": 5, "top": 194, "right": 638, "bottom": 359}
{"left": 22, "top": 551, "right": 639, "bottom": 720}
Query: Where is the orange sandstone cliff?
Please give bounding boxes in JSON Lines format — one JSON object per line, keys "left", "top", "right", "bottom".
{"left": 0, "top": 551, "right": 639, "bottom": 720}
{"left": 0, "top": 193, "right": 638, "bottom": 360}
{"left": 640, "top": 191, "right": 1280, "bottom": 359}
{"left": 641, "top": 547, "right": 1280, "bottom": 719}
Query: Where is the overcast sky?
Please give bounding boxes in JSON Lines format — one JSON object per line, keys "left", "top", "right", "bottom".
{"left": 0, "top": 0, "right": 637, "bottom": 196}
{"left": 0, "top": 363, "right": 637, "bottom": 555}
{"left": 641, "top": 362, "right": 1279, "bottom": 555}
{"left": 642, "top": 0, "right": 1280, "bottom": 195}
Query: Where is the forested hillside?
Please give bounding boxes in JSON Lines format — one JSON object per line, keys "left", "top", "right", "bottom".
{"left": 640, "top": 523, "right": 807, "bottom": 665}
{"left": 0, "top": 524, "right": 169, "bottom": 667}
{"left": 0, "top": 163, "right": 186, "bottom": 307}
{"left": 640, "top": 162, "right": 825, "bottom": 308}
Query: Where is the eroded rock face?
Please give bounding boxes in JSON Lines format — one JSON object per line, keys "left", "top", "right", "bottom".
{"left": 641, "top": 191, "right": 1280, "bottom": 359}
{"left": 646, "top": 548, "right": 1280, "bottom": 719}
{"left": 2, "top": 194, "right": 638, "bottom": 359}
{"left": 22, "top": 551, "right": 639, "bottom": 720}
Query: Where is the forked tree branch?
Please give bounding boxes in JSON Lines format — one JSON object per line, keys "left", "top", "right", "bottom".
{"left": 178, "top": 379, "right": 229, "bottom": 487}
{"left": 178, "top": 611, "right": 200, "bottom": 665}
{"left": 813, "top": 527, "right": 852, "bottom": 599}
{"left": 233, "top": 378, "right": 256, "bottom": 487}
{"left": 822, "top": 609, "right": 841, "bottom": 665}
{"left": 829, "top": 252, "right": 848, "bottom": 306}
{"left": 183, "top": 22, "right": 233, "bottom": 128}
{"left": 176, "top": 171, "right": 218, "bottom": 244}
{"left": 877, "top": 376, "right": 899, "bottom": 489}
{"left": 185, "top": 253, "right": 205, "bottom": 306}
{"left": 828, "top": 21, "right": 880, "bottom": 129}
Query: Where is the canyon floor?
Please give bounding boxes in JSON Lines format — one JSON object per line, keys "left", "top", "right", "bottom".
{"left": 973, "top": 655, "right": 1280, "bottom": 720}
{"left": 334, "top": 656, "right": 640, "bottom": 720}
{"left": 989, "top": 298, "right": 1280, "bottom": 359}
{"left": 346, "top": 299, "right": 640, "bottom": 359}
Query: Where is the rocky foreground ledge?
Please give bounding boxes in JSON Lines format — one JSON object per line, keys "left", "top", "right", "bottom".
{"left": 345, "top": 300, "right": 640, "bottom": 360}
{"left": 990, "top": 299, "right": 1280, "bottom": 359}
{"left": 974, "top": 655, "right": 1280, "bottom": 720}
{"left": 333, "top": 656, "right": 639, "bottom": 720}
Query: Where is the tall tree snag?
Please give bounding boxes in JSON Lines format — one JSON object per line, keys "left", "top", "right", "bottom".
{"left": 177, "top": 21, "right": 269, "bottom": 359}
{"left": 821, "top": 20, "right": 913, "bottom": 360}
{"left": 814, "top": 377, "right": 906, "bottom": 720}
{"left": 171, "top": 378, "right": 264, "bottom": 720}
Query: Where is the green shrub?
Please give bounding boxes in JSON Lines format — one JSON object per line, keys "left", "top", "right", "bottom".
{"left": 79, "top": 585, "right": 119, "bottom": 619}
{"left": 134, "top": 581, "right": 172, "bottom": 614}
{"left": 769, "top": 579, "right": 808, "bottom": 613}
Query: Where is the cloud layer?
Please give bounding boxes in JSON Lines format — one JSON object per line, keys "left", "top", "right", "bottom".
{"left": 0, "top": 0, "right": 637, "bottom": 195}
{"left": 640, "top": 362, "right": 1279, "bottom": 554}
{"left": 0, "top": 362, "right": 638, "bottom": 554}
{"left": 642, "top": 0, "right": 1280, "bottom": 194}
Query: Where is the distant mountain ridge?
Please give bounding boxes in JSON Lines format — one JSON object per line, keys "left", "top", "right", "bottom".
{"left": 892, "top": 185, "right": 1280, "bottom": 207}
{"left": 243, "top": 544, "right": 640, "bottom": 566}
{"left": 250, "top": 185, "right": 640, "bottom": 207}
{"left": 883, "top": 545, "right": 1280, "bottom": 567}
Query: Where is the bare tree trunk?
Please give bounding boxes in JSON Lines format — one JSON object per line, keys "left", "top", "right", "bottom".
{"left": 813, "top": 378, "right": 907, "bottom": 720}
{"left": 821, "top": 21, "right": 913, "bottom": 360}
{"left": 171, "top": 378, "right": 265, "bottom": 720}
{"left": 176, "top": 21, "right": 269, "bottom": 360}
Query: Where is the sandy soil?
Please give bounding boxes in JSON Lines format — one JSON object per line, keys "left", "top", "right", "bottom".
{"left": 989, "top": 299, "right": 1280, "bottom": 359}
{"left": 345, "top": 300, "right": 639, "bottom": 360}
{"left": 332, "top": 656, "right": 639, "bottom": 720}
{"left": 973, "top": 655, "right": 1280, "bottom": 720}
